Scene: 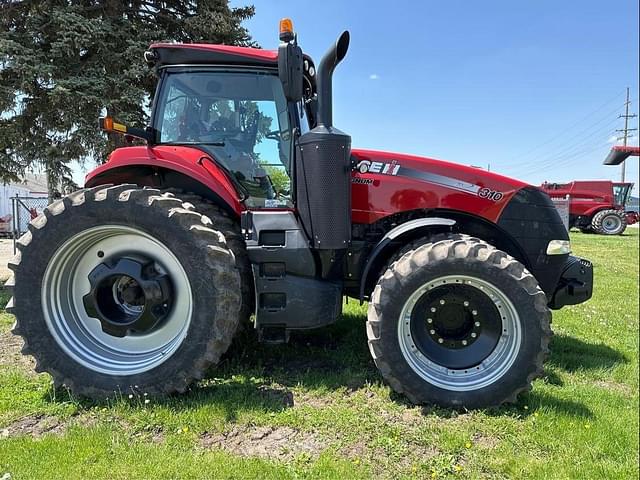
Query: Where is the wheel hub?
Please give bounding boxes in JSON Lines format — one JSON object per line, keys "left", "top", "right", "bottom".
{"left": 410, "top": 284, "right": 502, "bottom": 369}
{"left": 602, "top": 215, "right": 621, "bottom": 232}
{"left": 428, "top": 301, "right": 480, "bottom": 348}
{"left": 83, "top": 257, "right": 173, "bottom": 337}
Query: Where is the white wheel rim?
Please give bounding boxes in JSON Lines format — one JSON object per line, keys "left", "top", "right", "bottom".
{"left": 397, "top": 275, "right": 522, "bottom": 392}
{"left": 42, "top": 225, "right": 193, "bottom": 375}
{"left": 601, "top": 215, "right": 622, "bottom": 233}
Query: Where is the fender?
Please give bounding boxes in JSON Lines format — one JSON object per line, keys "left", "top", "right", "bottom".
{"left": 583, "top": 205, "right": 612, "bottom": 218}
{"left": 85, "top": 145, "right": 243, "bottom": 215}
{"left": 358, "top": 217, "right": 456, "bottom": 301}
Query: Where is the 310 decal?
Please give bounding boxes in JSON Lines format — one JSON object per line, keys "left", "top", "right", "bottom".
{"left": 477, "top": 187, "right": 504, "bottom": 201}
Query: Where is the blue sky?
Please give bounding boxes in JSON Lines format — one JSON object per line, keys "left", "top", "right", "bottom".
{"left": 232, "top": 0, "right": 639, "bottom": 192}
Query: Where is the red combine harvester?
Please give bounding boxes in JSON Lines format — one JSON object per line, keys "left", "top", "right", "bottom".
{"left": 7, "top": 20, "right": 594, "bottom": 408}
{"left": 541, "top": 145, "right": 640, "bottom": 235}
{"left": 541, "top": 180, "right": 637, "bottom": 235}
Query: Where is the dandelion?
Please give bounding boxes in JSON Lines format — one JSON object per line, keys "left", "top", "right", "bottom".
{"left": 353, "top": 458, "right": 360, "bottom": 465}
{"left": 454, "top": 465, "right": 463, "bottom": 472}
{"left": 465, "top": 441, "right": 472, "bottom": 448}
{"left": 144, "top": 399, "right": 150, "bottom": 404}
{"left": 182, "top": 426, "right": 189, "bottom": 433}
{"left": 534, "top": 412, "right": 539, "bottom": 418}
{"left": 585, "top": 423, "right": 591, "bottom": 429}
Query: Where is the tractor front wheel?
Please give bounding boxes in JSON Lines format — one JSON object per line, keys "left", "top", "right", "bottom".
{"left": 7, "top": 186, "right": 241, "bottom": 398}
{"left": 367, "top": 235, "right": 551, "bottom": 408}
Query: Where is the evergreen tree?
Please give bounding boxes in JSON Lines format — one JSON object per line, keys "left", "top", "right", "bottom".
{"left": 0, "top": 0, "right": 255, "bottom": 192}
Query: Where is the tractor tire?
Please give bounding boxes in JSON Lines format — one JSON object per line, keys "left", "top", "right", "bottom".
{"left": 164, "top": 190, "right": 254, "bottom": 329}
{"left": 6, "top": 185, "right": 241, "bottom": 399}
{"left": 591, "top": 209, "right": 627, "bottom": 235}
{"left": 367, "top": 235, "right": 551, "bottom": 408}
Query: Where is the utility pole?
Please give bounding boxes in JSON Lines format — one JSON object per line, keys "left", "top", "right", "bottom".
{"left": 616, "top": 87, "right": 638, "bottom": 182}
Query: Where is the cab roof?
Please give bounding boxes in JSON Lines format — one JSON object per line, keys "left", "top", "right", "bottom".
{"left": 149, "top": 43, "right": 278, "bottom": 68}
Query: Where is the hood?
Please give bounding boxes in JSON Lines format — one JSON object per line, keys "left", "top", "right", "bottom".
{"left": 350, "top": 148, "right": 530, "bottom": 225}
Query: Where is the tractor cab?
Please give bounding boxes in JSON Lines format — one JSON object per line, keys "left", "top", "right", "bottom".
{"left": 108, "top": 21, "right": 322, "bottom": 212}
{"left": 150, "top": 62, "right": 295, "bottom": 208}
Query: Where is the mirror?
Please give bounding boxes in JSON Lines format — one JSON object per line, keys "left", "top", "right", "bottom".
{"left": 278, "top": 43, "right": 303, "bottom": 102}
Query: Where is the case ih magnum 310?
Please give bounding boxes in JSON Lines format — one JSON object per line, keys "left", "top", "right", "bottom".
{"left": 7, "top": 22, "right": 594, "bottom": 408}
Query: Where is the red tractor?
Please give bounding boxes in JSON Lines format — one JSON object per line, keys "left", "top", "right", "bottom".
{"left": 7, "top": 21, "right": 593, "bottom": 408}
{"left": 541, "top": 180, "right": 638, "bottom": 235}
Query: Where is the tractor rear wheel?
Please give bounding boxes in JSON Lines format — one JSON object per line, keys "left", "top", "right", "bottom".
{"left": 163, "top": 191, "right": 254, "bottom": 330}
{"left": 591, "top": 209, "right": 627, "bottom": 235}
{"left": 367, "top": 235, "right": 551, "bottom": 408}
{"left": 7, "top": 186, "right": 241, "bottom": 398}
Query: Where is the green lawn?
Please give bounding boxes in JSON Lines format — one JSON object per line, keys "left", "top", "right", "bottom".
{"left": 0, "top": 230, "right": 638, "bottom": 479}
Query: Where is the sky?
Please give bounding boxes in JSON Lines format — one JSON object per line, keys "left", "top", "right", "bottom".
{"left": 229, "top": 0, "right": 640, "bottom": 193}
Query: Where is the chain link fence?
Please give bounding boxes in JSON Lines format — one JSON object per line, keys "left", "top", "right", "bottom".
{"left": 9, "top": 196, "right": 49, "bottom": 252}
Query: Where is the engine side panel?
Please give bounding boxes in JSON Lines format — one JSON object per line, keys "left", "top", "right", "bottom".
{"left": 350, "top": 149, "right": 527, "bottom": 225}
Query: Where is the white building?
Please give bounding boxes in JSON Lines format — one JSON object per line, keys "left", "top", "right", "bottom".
{"left": 1, "top": 174, "right": 48, "bottom": 233}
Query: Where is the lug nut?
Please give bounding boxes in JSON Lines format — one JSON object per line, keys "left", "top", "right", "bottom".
{"left": 462, "top": 340, "right": 468, "bottom": 346}
{"left": 438, "top": 338, "right": 444, "bottom": 344}
{"left": 472, "top": 310, "right": 478, "bottom": 316}
{"left": 439, "top": 299, "right": 446, "bottom": 305}
{"left": 430, "top": 329, "right": 436, "bottom": 335}
{"left": 471, "top": 332, "right": 477, "bottom": 338}
{"left": 463, "top": 301, "right": 470, "bottom": 307}
{"left": 474, "top": 321, "right": 480, "bottom": 327}
{"left": 427, "top": 318, "right": 433, "bottom": 324}
{"left": 430, "top": 307, "right": 437, "bottom": 313}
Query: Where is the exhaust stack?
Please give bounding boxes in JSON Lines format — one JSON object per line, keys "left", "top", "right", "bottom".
{"left": 316, "top": 31, "right": 350, "bottom": 127}
{"left": 295, "top": 31, "right": 352, "bottom": 252}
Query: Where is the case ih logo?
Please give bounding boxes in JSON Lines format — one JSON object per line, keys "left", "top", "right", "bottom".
{"left": 356, "top": 160, "right": 400, "bottom": 176}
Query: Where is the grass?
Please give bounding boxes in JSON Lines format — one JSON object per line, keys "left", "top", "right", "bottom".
{"left": 0, "top": 229, "right": 638, "bottom": 479}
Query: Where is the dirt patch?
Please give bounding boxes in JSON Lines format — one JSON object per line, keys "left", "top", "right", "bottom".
{"left": 293, "top": 392, "right": 335, "bottom": 409}
{"left": 341, "top": 439, "right": 387, "bottom": 461}
{"left": 0, "top": 329, "right": 36, "bottom": 374}
{"left": 472, "top": 432, "right": 499, "bottom": 449}
{"left": 200, "top": 425, "right": 324, "bottom": 461}
{"left": 0, "top": 414, "right": 66, "bottom": 438}
{"left": 593, "top": 380, "right": 633, "bottom": 395}
{"left": 341, "top": 437, "right": 440, "bottom": 476}
{"left": 257, "top": 385, "right": 294, "bottom": 408}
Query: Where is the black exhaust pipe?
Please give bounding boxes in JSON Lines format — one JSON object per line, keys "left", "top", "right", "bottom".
{"left": 296, "top": 31, "right": 352, "bottom": 255}
{"left": 316, "top": 31, "right": 350, "bottom": 128}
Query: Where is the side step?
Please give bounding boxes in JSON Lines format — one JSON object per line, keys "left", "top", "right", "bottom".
{"left": 242, "top": 210, "right": 343, "bottom": 342}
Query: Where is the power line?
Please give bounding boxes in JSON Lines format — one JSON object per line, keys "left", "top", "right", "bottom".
{"left": 505, "top": 117, "right": 620, "bottom": 174}
{"left": 505, "top": 101, "right": 627, "bottom": 171}
{"left": 509, "top": 89, "right": 626, "bottom": 161}
{"left": 516, "top": 141, "right": 611, "bottom": 178}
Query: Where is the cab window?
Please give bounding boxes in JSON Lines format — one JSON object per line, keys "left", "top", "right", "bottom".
{"left": 155, "top": 70, "right": 293, "bottom": 208}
